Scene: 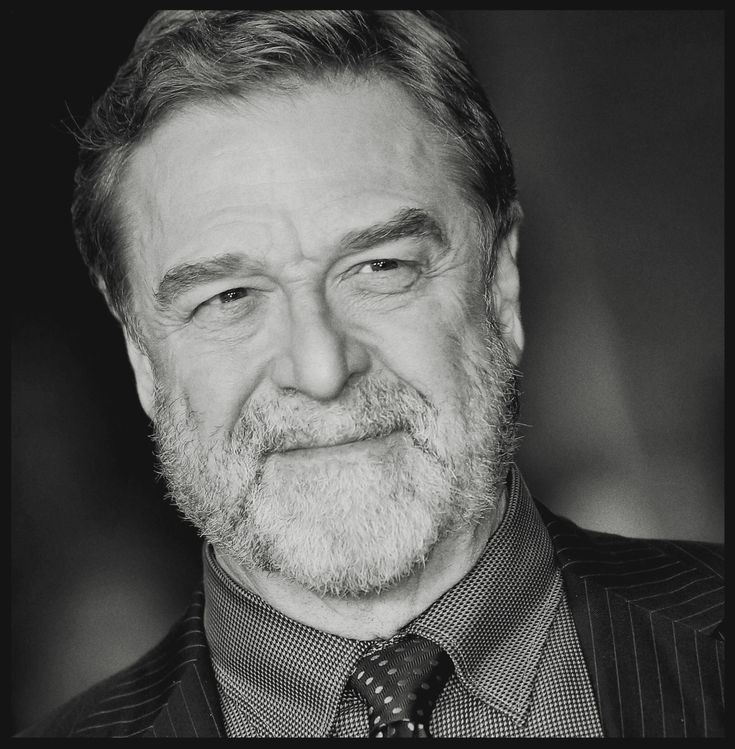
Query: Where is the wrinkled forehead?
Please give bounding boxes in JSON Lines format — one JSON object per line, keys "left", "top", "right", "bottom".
{"left": 125, "top": 74, "right": 472, "bottom": 197}
{"left": 117, "top": 77, "right": 482, "bottom": 279}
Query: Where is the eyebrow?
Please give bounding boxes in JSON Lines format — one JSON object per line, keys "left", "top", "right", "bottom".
{"left": 153, "top": 206, "right": 445, "bottom": 312}
{"left": 339, "top": 207, "right": 445, "bottom": 253}
{"left": 154, "top": 253, "right": 257, "bottom": 312}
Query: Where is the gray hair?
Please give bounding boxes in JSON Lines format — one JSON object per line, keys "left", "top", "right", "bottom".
{"left": 71, "top": 10, "right": 519, "bottom": 341}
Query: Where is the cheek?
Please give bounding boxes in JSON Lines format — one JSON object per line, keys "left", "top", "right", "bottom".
{"left": 153, "top": 343, "right": 265, "bottom": 435}
{"left": 369, "top": 307, "right": 475, "bottom": 406}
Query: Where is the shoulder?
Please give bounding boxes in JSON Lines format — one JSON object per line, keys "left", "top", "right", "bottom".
{"left": 536, "top": 500, "right": 724, "bottom": 636}
{"left": 16, "top": 587, "right": 210, "bottom": 738}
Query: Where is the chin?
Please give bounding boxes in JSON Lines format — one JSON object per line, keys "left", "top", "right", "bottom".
{"left": 213, "top": 447, "right": 490, "bottom": 598}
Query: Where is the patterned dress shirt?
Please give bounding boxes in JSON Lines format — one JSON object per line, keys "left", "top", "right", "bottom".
{"left": 202, "top": 465, "right": 604, "bottom": 737}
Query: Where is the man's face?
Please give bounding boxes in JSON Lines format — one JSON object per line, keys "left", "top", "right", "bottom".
{"left": 120, "top": 77, "right": 520, "bottom": 597}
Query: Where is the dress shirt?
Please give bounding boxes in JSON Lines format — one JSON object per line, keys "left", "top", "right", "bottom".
{"left": 202, "top": 464, "right": 604, "bottom": 737}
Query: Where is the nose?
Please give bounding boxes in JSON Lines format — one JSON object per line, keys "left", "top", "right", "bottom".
{"left": 269, "top": 291, "right": 370, "bottom": 401}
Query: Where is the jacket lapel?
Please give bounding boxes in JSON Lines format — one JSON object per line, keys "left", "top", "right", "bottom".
{"left": 139, "top": 587, "right": 226, "bottom": 738}
{"left": 539, "top": 501, "right": 724, "bottom": 738}
{"left": 143, "top": 655, "right": 225, "bottom": 737}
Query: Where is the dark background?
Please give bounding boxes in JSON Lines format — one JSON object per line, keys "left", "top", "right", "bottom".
{"left": 11, "top": 10, "right": 723, "bottom": 734}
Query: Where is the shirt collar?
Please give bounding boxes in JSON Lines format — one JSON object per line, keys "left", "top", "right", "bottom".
{"left": 405, "top": 464, "right": 563, "bottom": 721}
{"left": 203, "top": 544, "right": 367, "bottom": 737}
{"left": 203, "top": 464, "right": 561, "bottom": 734}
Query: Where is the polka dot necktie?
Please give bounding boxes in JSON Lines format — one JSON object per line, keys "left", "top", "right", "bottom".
{"left": 349, "top": 634, "right": 454, "bottom": 738}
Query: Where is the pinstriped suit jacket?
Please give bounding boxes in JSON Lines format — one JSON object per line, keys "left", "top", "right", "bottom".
{"left": 17, "top": 502, "right": 724, "bottom": 738}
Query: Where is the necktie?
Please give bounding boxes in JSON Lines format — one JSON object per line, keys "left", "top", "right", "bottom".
{"left": 349, "top": 634, "right": 454, "bottom": 738}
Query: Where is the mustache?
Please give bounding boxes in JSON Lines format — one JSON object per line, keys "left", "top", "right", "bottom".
{"left": 225, "top": 376, "right": 439, "bottom": 456}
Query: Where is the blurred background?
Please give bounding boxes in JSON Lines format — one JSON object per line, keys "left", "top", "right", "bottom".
{"left": 11, "top": 10, "right": 723, "bottom": 734}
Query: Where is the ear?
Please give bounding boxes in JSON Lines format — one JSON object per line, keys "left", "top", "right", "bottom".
{"left": 491, "top": 224, "right": 524, "bottom": 365}
{"left": 123, "top": 330, "right": 156, "bottom": 420}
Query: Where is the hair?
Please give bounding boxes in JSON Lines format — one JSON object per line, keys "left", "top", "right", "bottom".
{"left": 71, "top": 10, "right": 520, "bottom": 343}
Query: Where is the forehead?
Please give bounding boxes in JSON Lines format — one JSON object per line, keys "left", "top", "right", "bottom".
{"left": 119, "top": 77, "right": 472, "bottom": 280}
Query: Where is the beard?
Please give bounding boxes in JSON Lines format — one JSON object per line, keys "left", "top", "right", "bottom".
{"left": 151, "top": 318, "right": 519, "bottom": 598}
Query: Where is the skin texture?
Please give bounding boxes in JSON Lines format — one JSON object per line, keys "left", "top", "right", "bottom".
{"left": 119, "top": 77, "right": 523, "bottom": 639}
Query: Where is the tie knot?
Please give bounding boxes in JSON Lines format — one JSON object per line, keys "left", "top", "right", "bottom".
{"left": 349, "top": 634, "right": 454, "bottom": 737}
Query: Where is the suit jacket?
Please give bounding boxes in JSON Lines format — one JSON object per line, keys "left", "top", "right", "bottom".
{"left": 17, "top": 502, "right": 724, "bottom": 738}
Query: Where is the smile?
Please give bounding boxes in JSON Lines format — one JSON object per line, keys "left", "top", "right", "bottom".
{"left": 272, "top": 432, "right": 408, "bottom": 460}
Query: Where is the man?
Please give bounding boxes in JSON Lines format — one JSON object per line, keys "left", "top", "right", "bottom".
{"left": 18, "top": 10, "right": 723, "bottom": 738}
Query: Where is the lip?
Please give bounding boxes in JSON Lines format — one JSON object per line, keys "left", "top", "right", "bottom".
{"left": 272, "top": 432, "right": 406, "bottom": 460}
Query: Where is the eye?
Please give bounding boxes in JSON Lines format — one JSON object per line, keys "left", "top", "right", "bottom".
{"left": 216, "top": 287, "right": 249, "bottom": 303}
{"left": 349, "top": 258, "right": 420, "bottom": 297}
{"left": 358, "top": 259, "right": 401, "bottom": 273}
{"left": 193, "top": 287, "right": 254, "bottom": 324}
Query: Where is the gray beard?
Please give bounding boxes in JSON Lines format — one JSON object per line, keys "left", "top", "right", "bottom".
{"left": 151, "top": 319, "right": 519, "bottom": 598}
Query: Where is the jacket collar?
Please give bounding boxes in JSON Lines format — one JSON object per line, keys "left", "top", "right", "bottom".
{"left": 538, "top": 501, "right": 725, "bottom": 738}
{"left": 140, "top": 589, "right": 226, "bottom": 738}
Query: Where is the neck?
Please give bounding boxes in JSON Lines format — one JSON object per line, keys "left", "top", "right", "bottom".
{"left": 214, "top": 487, "right": 507, "bottom": 641}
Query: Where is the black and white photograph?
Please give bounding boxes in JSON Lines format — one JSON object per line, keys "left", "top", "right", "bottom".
{"left": 11, "top": 10, "right": 724, "bottom": 738}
